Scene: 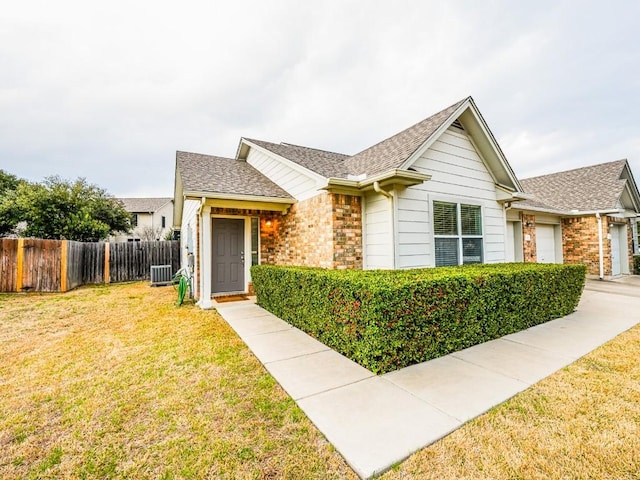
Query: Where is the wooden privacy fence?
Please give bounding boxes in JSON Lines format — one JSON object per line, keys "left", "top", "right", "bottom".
{"left": 0, "top": 239, "right": 180, "bottom": 293}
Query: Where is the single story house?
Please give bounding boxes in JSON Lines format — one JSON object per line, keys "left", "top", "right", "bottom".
{"left": 172, "top": 96, "right": 640, "bottom": 308}
{"left": 112, "top": 197, "right": 174, "bottom": 242}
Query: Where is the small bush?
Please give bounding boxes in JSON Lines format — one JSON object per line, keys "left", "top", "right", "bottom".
{"left": 251, "top": 263, "right": 586, "bottom": 374}
{"left": 634, "top": 255, "right": 640, "bottom": 275}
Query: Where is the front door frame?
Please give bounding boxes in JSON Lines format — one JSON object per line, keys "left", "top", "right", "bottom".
{"left": 211, "top": 215, "right": 253, "bottom": 296}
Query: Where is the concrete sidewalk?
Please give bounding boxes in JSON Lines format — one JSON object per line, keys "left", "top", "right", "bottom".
{"left": 213, "top": 279, "right": 640, "bottom": 479}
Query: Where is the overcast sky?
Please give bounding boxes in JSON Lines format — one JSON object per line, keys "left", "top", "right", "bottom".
{"left": 1, "top": 1, "right": 639, "bottom": 197}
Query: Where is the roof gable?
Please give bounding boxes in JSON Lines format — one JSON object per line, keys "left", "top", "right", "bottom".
{"left": 343, "top": 98, "right": 466, "bottom": 177}
{"left": 343, "top": 97, "right": 522, "bottom": 192}
{"left": 235, "top": 97, "right": 522, "bottom": 195}
{"left": 519, "top": 159, "right": 640, "bottom": 213}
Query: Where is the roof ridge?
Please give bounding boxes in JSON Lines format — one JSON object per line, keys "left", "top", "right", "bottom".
{"left": 279, "top": 141, "right": 349, "bottom": 158}
{"left": 521, "top": 159, "right": 627, "bottom": 182}
{"left": 177, "top": 150, "right": 236, "bottom": 161}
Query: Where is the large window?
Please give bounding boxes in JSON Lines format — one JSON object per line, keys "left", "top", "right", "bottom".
{"left": 433, "top": 201, "right": 483, "bottom": 266}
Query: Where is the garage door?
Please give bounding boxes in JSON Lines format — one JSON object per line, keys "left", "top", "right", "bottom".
{"left": 536, "top": 224, "right": 556, "bottom": 263}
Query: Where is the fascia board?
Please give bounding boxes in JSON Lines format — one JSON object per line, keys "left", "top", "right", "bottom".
{"left": 172, "top": 161, "right": 184, "bottom": 227}
{"left": 184, "top": 191, "right": 296, "bottom": 205}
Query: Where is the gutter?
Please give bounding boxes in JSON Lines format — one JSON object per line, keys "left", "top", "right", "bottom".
{"left": 373, "top": 181, "right": 392, "bottom": 198}
{"left": 373, "top": 181, "right": 396, "bottom": 269}
{"left": 324, "top": 169, "right": 432, "bottom": 192}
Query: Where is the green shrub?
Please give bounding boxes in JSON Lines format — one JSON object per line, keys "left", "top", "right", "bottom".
{"left": 634, "top": 255, "right": 640, "bottom": 275}
{"left": 251, "top": 263, "right": 586, "bottom": 374}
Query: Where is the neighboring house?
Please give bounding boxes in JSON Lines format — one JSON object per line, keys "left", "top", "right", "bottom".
{"left": 174, "top": 96, "right": 528, "bottom": 308}
{"left": 508, "top": 160, "right": 640, "bottom": 278}
{"left": 112, "top": 197, "right": 174, "bottom": 242}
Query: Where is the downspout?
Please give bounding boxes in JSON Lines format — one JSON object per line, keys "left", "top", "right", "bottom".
{"left": 373, "top": 181, "right": 396, "bottom": 268}
{"left": 596, "top": 212, "right": 604, "bottom": 280}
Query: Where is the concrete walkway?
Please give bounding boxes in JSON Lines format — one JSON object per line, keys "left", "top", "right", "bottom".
{"left": 213, "top": 278, "right": 640, "bottom": 479}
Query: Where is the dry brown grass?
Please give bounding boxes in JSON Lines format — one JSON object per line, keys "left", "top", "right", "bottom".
{"left": 0, "top": 283, "right": 357, "bottom": 479}
{"left": 381, "top": 323, "right": 640, "bottom": 480}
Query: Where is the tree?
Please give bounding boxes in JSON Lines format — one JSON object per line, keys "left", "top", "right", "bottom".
{"left": 8, "top": 176, "right": 131, "bottom": 241}
{"left": 0, "top": 170, "right": 24, "bottom": 236}
{"left": 138, "top": 225, "right": 164, "bottom": 241}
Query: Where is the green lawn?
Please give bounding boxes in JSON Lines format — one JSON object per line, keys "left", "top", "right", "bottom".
{"left": 2, "top": 282, "right": 639, "bottom": 479}
{"left": 0, "top": 283, "right": 356, "bottom": 479}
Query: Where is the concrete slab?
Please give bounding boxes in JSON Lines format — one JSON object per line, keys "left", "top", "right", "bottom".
{"left": 451, "top": 338, "right": 574, "bottom": 384}
{"left": 264, "top": 349, "right": 374, "bottom": 400}
{"left": 223, "top": 311, "right": 292, "bottom": 339}
{"left": 242, "top": 328, "right": 330, "bottom": 363}
{"left": 214, "top": 303, "right": 265, "bottom": 321}
{"left": 297, "top": 376, "right": 460, "bottom": 479}
{"left": 503, "top": 320, "right": 616, "bottom": 359}
{"left": 385, "top": 355, "right": 529, "bottom": 422}
{"left": 213, "top": 282, "right": 640, "bottom": 479}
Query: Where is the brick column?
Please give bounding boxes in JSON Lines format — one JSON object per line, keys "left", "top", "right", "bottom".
{"left": 521, "top": 213, "right": 537, "bottom": 263}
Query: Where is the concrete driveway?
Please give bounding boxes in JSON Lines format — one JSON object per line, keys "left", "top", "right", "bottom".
{"left": 214, "top": 277, "right": 640, "bottom": 479}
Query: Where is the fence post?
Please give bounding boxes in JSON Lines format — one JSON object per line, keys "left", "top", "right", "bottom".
{"left": 60, "top": 240, "right": 68, "bottom": 292}
{"left": 16, "top": 238, "right": 24, "bottom": 292}
{"left": 104, "top": 242, "right": 110, "bottom": 284}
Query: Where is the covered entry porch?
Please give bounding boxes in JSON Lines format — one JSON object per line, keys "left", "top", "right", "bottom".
{"left": 197, "top": 198, "right": 293, "bottom": 309}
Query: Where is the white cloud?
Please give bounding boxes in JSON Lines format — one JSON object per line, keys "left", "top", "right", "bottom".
{"left": 1, "top": 0, "right": 639, "bottom": 196}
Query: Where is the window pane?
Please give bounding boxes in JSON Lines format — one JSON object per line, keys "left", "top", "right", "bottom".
{"left": 435, "top": 238, "right": 459, "bottom": 266}
{"left": 461, "top": 204, "right": 482, "bottom": 235}
{"left": 251, "top": 218, "right": 259, "bottom": 266}
{"left": 462, "top": 238, "right": 483, "bottom": 264}
{"left": 433, "top": 201, "right": 458, "bottom": 235}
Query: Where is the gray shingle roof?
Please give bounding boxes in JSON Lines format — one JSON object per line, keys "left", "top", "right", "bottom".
{"left": 519, "top": 159, "right": 628, "bottom": 212}
{"left": 118, "top": 197, "right": 172, "bottom": 213}
{"left": 245, "top": 139, "right": 350, "bottom": 178}
{"left": 245, "top": 98, "right": 468, "bottom": 179}
{"left": 342, "top": 98, "right": 468, "bottom": 176}
{"left": 176, "top": 151, "right": 292, "bottom": 199}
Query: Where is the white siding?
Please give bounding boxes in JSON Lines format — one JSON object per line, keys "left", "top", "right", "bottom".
{"left": 363, "top": 191, "right": 394, "bottom": 269}
{"left": 396, "top": 127, "right": 507, "bottom": 268}
{"left": 181, "top": 199, "right": 200, "bottom": 275}
{"left": 246, "top": 148, "right": 322, "bottom": 200}
{"left": 152, "top": 201, "right": 174, "bottom": 239}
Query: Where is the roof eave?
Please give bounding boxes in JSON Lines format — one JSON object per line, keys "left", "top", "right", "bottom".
{"left": 184, "top": 190, "right": 295, "bottom": 204}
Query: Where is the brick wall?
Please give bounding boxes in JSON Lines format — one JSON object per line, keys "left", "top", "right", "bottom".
{"left": 207, "top": 192, "right": 363, "bottom": 271}
{"left": 521, "top": 213, "right": 537, "bottom": 263}
{"left": 562, "top": 216, "right": 603, "bottom": 275}
{"left": 331, "top": 194, "right": 363, "bottom": 269}
{"left": 626, "top": 218, "right": 635, "bottom": 272}
{"left": 562, "top": 215, "right": 635, "bottom": 276}
{"left": 262, "top": 192, "right": 363, "bottom": 269}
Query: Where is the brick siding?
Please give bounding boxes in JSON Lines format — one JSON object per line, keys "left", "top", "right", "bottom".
{"left": 209, "top": 192, "right": 363, "bottom": 270}
{"left": 521, "top": 213, "right": 537, "bottom": 263}
{"left": 562, "top": 216, "right": 603, "bottom": 275}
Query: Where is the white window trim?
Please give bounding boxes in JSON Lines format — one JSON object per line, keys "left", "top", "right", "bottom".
{"left": 432, "top": 198, "right": 485, "bottom": 266}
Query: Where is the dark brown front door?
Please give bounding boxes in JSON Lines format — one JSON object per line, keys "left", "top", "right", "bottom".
{"left": 212, "top": 218, "right": 244, "bottom": 294}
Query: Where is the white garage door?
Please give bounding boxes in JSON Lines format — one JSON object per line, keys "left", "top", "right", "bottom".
{"left": 536, "top": 224, "right": 556, "bottom": 263}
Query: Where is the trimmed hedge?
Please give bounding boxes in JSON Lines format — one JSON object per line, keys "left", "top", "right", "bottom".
{"left": 251, "top": 263, "right": 587, "bottom": 374}
{"left": 634, "top": 255, "right": 640, "bottom": 275}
